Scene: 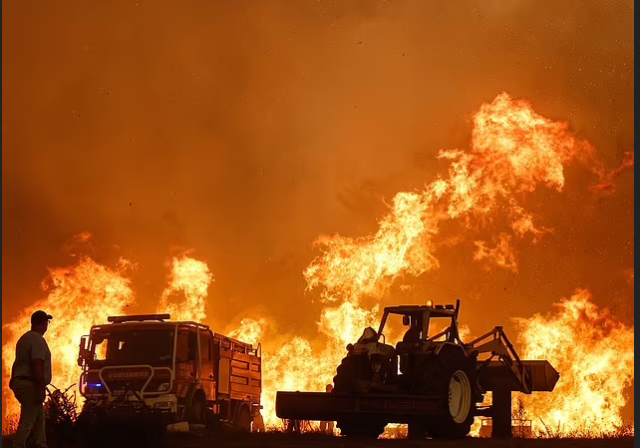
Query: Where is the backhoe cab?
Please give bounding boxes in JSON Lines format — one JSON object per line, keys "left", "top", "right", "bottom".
{"left": 380, "top": 300, "right": 463, "bottom": 344}
{"left": 341, "top": 300, "right": 468, "bottom": 394}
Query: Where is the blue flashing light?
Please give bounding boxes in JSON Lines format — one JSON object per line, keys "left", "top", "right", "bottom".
{"left": 88, "top": 383, "right": 103, "bottom": 388}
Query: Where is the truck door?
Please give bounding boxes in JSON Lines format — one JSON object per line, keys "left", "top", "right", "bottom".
{"left": 176, "top": 328, "right": 197, "bottom": 397}
{"left": 217, "top": 339, "right": 231, "bottom": 395}
{"left": 199, "top": 330, "right": 215, "bottom": 401}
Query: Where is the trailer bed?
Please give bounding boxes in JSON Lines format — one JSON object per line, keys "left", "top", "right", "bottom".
{"left": 276, "top": 391, "right": 444, "bottom": 423}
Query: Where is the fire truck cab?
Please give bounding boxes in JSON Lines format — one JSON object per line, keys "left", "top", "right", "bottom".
{"left": 77, "top": 314, "right": 261, "bottom": 431}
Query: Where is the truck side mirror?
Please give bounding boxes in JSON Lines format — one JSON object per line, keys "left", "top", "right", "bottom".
{"left": 402, "top": 316, "right": 410, "bottom": 326}
{"left": 78, "top": 336, "right": 89, "bottom": 367}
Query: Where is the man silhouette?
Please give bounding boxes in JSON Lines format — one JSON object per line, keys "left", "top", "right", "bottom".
{"left": 402, "top": 315, "right": 422, "bottom": 343}
{"left": 319, "top": 384, "right": 335, "bottom": 435}
{"left": 9, "top": 310, "right": 53, "bottom": 448}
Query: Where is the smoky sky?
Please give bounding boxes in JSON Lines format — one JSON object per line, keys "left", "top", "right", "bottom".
{"left": 2, "top": 0, "right": 634, "bottom": 356}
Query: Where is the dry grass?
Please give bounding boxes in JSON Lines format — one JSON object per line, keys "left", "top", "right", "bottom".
{"left": 45, "top": 384, "right": 79, "bottom": 446}
{"left": 159, "top": 432, "right": 634, "bottom": 448}
{"left": 2, "top": 396, "right": 634, "bottom": 447}
{"left": 536, "top": 419, "right": 634, "bottom": 439}
{"left": 2, "top": 384, "right": 79, "bottom": 441}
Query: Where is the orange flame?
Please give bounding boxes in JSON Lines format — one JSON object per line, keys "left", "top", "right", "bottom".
{"left": 591, "top": 151, "right": 634, "bottom": 192}
{"left": 515, "top": 290, "right": 634, "bottom": 435}
{"left": 305, "top": 93, "right": 595, "bottom": 305}
{"left": 157, "top": 255, "right": 213, "bottom": 322}
{"left": 2, "top": 256, "right": 135, "bottom": 419}
{"left": 473, "top": 233, "right": 518, "bottom": 272}
{"left": 228, "top": 318, "right": 267, "bottom": 346}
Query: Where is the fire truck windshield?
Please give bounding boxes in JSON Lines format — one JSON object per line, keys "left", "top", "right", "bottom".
{"left": 89, "top": 328, "right": 175, "bottom": 367}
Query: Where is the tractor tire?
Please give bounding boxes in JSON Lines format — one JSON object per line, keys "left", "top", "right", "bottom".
{"left": 332, "top": 354, "right": 373, "bottom": 393}
{"left": 411, "top": 344, "right": 478, "bottom": 439}
{"left": 337, "top": 419, "right": 387, "bottom": 438}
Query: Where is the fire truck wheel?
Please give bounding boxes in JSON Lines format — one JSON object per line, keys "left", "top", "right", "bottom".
{"left": 233, "top": 406, "right": 252, "bottom": 432}
{"left": 186, "top": 392, "right": 207, "bottom": 425}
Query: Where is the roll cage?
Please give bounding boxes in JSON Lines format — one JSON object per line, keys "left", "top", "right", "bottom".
{"left": 377, "top": 299, "right": 463, "bottom": 344}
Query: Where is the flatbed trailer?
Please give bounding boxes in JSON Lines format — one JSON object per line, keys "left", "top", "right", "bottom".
{"left": 276, "top": 302, "right": 560, "bottom": 439}
{"left": 277, "top": 359, "right": 558, "bottom": 434}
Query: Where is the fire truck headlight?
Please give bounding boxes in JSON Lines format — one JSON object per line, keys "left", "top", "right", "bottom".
{"left": 157, "top": 383, "right": 170, "bottom": 392}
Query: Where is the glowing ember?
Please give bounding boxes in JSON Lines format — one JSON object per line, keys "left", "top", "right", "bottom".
{"left": 157, "top": 255, "right": 213, "bottom": 322}
{"left": 2, "top": 256, "right": 135, "bottom": 420}
{"left": 515, "top": 289, "right": 634, "bottom": 435}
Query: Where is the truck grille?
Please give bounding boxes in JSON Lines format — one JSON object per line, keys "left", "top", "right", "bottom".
{"left": 98, "top": 366, "right": 170, "bottom": 393}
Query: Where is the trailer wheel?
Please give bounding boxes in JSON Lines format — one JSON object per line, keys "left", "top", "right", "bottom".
{"left": 233, "top": 405, "right": 252, "bottom": 432}
{"left": 337, "top": 419, "right": 386, "bottom": 438}
{"left": 412, "top": 344, "right": 477, "bottom": 439}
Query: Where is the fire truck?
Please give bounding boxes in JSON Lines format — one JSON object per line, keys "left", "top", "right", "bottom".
{"left": 76, "top": 314, "right": 262, "bottom": 431}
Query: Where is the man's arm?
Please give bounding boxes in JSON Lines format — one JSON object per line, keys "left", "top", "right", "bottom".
{"left": 30, "top": 358, "right": 46, "bottom": 403}
{"left": 30, "top": 337, "right": 48, "bottom": 404}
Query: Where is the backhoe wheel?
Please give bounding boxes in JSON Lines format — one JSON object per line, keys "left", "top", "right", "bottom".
{"left": 332, "top": 354, "right": 373, "bottom": 393}
{"left": 412, "top": 344, "right": 478, "bottom": 439}
{"left": 233, "top": 406, "right": 252, "bottom": 432}
{"left": 337, "top": 419, "right": 387, "bottom": 438}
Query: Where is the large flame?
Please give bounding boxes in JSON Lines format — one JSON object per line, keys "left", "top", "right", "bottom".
{"left": 228, "top": 318, "right": 267, "bottom": 346}
{"left": 515, "top": 290, "right": 634, "bottom": 435}
{"left": 2, "top": 256, "right": 135, "bottom": 419}
{"left": 157, "top": 255, "right": 213, "bottom": 322}
{"left": 304, "top": 92, "right": 595, "bottom": 307}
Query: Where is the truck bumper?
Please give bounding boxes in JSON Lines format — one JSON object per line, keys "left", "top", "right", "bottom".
{"left": 276, "top": 391, "right": 443, "bottom": 423}
{"left": 80, "top": 400, "right": 176, "bottom": 427}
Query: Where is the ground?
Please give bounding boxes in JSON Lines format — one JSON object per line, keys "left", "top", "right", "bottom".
{"left": 3, "top": 433, "right": 635, "bottom": 448}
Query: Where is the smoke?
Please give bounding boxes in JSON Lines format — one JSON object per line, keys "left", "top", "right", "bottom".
{"left": 2, "top": 0, "right": 633, "bottom": 419}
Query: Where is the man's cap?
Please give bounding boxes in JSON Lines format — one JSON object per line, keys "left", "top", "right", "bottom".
{"left": 31, "top": 310, "right": 53, "bottom": 325}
